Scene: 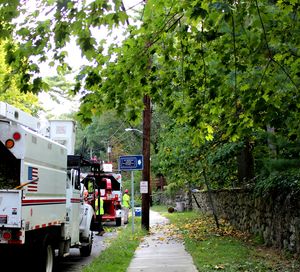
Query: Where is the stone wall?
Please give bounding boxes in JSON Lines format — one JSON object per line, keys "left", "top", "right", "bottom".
{"left": 192, "top": 189, "right": 300, "bottom": 254}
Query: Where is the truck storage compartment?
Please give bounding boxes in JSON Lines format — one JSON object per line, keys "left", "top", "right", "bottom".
{"left": 0, "top": 141, "right": 20, "bottom": 189}
{"left": 0, "top": 190, "right": 22, "bottom": 228}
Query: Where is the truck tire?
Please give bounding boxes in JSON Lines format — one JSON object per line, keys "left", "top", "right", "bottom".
{"left": 44, "top": 243, "right": 55, "bottom": 272}
{"left": 116, "top": 217, "right": 122, "bottom": 226}
{"left": 80, "top": 230, "right": 93, "bottom": 257}
{"left": 34, "top": 238, "right": 55, "bottom": 272}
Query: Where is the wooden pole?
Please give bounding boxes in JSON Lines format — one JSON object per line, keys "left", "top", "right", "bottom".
{"left": 142, "top": 94, "right": 151, "bottom": 231}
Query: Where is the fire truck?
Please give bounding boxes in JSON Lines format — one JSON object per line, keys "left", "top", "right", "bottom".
{"left": 0, "top": 102, "right": 95, "bottom": 271}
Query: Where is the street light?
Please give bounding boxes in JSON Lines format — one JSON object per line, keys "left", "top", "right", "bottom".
{"left": 125, "top": 128, "right": 143, "bottom": 134}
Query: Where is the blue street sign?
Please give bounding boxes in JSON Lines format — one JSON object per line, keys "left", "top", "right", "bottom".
{"left": 119, "top": 155, "right": 144, "bottom": 171}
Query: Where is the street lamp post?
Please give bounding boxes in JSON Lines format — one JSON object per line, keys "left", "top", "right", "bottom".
{"left": 125, "top": 128, "right": 143, "bottom": 134}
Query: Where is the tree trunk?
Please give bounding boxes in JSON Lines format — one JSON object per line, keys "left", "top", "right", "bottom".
{"left": 237, "top": 140, "right": 254, "bottom": 185}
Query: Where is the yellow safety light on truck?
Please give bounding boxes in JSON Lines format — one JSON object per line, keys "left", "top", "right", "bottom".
{"left": 5, "top": 132, "right": 21, "bottom": 149}
{"left": 5, "top": 139, "right": 14, "bottom": 149}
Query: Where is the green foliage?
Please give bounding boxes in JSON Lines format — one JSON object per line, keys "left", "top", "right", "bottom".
{"left": 153, "top": 117, "right": 245, "bottom": 191}
{"left": 153, "top": 122, "right": 203, "bottom": 194}
{"left": 254, "top": 169, "right": 300, "bottom": 197}
{"left": 251, "top": 130, "right": 300, "bottom": 195}
{"left": 264, "top": 158, "right": 299, "bottom": 172}
{"left": 2, "top": 1, "right": 299, "bottom": 139}
{"left": 0, "top": 40, "right": 41, "bottom": 114}
{"left": 73, "top": 0, "right": 299, "bottom": 194}
{"left": 207, "top": 142, "right": 243, "bottom": 165}
{"left": 1, "top": 1, "right": 299, "bottom": 195}
{"left": 0, "top": 1, "right": 20, "bottom": 39}
{"left": 1, "top": 0, "right": 129, "bottom": 94}
{"left": 40, "top": 74, "right": 78, "bottom": 117}
{"left": 74, "top": 110, "right": 139, "bottom": 168}
{"left": 206, "top": 142, "right": 244, "bottom": 188}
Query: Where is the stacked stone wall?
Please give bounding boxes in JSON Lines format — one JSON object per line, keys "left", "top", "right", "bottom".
{"left": 192, "top": 189, "right": 300, "bottom": 253}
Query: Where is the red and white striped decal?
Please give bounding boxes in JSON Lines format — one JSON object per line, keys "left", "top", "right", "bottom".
{"left": 71, "top": 198, "right": 81, "bottom": 204}
{"left": 27, "top": 183, "right": 38, "bottom": 192}
{"left": 22, "top": 198, "right": 66, "bottom": 206}
{"left": 31, "top": 220, "right": 62, "bottom": 230}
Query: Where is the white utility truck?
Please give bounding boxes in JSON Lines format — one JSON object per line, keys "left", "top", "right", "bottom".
{"left": 0, "top": 102, "right": 95, "bottom": 272}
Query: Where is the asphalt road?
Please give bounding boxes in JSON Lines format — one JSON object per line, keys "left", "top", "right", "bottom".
{"left": 54, "top": 222, "right": 120, "bottom": 272}
{"left": 0, "top": 221, "right": 120, "bottom": 272}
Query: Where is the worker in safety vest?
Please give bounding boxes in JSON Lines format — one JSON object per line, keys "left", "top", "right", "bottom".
{"left": 88, "top": 178, "right": 94, "bottom": 193}
{"left": 122, "top": 189, "right": 130, "bottom": 224}
{"left": 95, "top": 191, "right": 105, "bottom": 236}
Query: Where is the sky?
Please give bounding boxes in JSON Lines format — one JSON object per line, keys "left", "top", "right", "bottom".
{"left": 36, "top": 0, "right": 143, "bottom": 117}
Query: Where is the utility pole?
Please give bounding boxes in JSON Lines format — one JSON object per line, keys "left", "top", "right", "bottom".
{"left": 142, "top": 94, "right": 151, "bottom": 231}
{"left": 120, "top": 0, "right": 151, "bottom": 230}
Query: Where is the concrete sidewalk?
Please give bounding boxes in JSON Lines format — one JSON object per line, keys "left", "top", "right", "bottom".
{"left": 127, "top": 210, "right": 198, "bottom": 272}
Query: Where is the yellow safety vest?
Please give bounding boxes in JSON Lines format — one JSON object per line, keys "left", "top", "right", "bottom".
{"left": 122, "top": 193, "right": 130, "bottom": 208}
{"left": 88, "top": 180, "right": 94, "bottom": 193}
{"left": 95, "top": 198, "right": 104, "bottom": 215}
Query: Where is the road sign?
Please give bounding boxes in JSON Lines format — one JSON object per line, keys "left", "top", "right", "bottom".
{"left": 119, "top": 155, "right": 144, "bottom": 171}
{"left": 140, "top": 181, "right": 148, "bottom": 194}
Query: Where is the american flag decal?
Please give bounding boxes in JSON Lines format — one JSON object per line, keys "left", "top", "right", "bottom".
{"left": 28, "top": 166, "right": 38, "bottom": 192}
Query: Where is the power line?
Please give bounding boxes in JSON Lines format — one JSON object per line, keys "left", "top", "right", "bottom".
{"left": 107, "top": 121, "right": 127, "bottom": 140}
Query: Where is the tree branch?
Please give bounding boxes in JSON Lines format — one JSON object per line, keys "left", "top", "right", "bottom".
{"left": 255, "top": 59, "right": 271, "bottom": 92}
{"left": 254, "top": 0, "right": 272, "bottom": 58}
{"left": 142, "top": 14, "right": 184, "bottom": 54}
{"left": 121, "top": 0, "right": 130, "bottom": 26}
{"left": 231, "top": 11, "right": 238, "bottom": 114}
{"left": 201, "top": 21, "right": 207, "bottom": 103}
{"left": 255, "top": 0, "right": 298, "bottom": 90}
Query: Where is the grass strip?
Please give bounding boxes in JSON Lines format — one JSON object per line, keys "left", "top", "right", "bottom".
{"left": 151, "top": 205, "right": 300, "bottom": 272}
{"left": 83, "top": 217, "right": 147, "bottom": 272}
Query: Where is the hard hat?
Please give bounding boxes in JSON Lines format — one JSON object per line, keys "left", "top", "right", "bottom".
{"left": 125, "top": 189, "right": 129, "bottom": 193}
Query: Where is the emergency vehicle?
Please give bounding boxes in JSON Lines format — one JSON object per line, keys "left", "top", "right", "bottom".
{"left": 0, "top": 102, "right": 95, "bottom": 272}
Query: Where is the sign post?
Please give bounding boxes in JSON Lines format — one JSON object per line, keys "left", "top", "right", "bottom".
{"left": 131, "top": 171, "right": 134, "bottom": 233}
{"left": 119, "top": 155, "right": 143, "bottom": 233}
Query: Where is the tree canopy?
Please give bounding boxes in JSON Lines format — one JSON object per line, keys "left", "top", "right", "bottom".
{"left": 1, "top": 0, "right": 299, "bottom": 193}
{"left": 2, "top": 1, "right": 299, "bottom": 136}
{"left": 0, "top": 40, "right": 40, "bottom": 114}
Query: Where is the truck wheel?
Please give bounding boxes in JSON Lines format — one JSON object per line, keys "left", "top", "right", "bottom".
{"left": 44, "top": 243, "right": 55, "bottom": 272}
{"left": 80, "top": 230, "right": 93, "bottom": 257}
{"left": 116, "top": 217, "right": 122, "bottom": 226}
{"left": 35, "top": 240, "right": 54, "bottom": 272}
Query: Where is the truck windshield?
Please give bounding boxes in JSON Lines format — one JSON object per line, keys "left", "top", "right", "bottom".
{"left": 0, "top": 141, "right": 20, "bottom": 189}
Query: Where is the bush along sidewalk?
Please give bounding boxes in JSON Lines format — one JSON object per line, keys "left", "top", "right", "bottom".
{"left": 151, "top": 205, "right": 300, "bottom": 272}
{"left": 83, "top": 217, "right": 146, "bottom": 272}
